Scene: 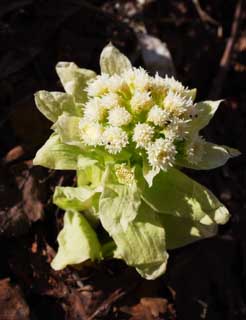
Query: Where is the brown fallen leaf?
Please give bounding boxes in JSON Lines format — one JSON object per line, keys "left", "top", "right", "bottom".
{"left": 120, "top": 297, "right": 169, "bottom": 320}
{"left": 3, "top": 145, "right": 25, "bottom": 164}
{"left": 0, "top": 278, "right": 30, "bottom": 320}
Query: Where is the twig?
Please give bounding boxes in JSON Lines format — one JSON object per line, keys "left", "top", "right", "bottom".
{"left": 87, "top": 289, "right": 126, "bottom": 320}
{"left": 208, "top": 0, "right": 243, "bottom": 99}
{"left": 192, "top": 0, "right": 220, "bottom": 26}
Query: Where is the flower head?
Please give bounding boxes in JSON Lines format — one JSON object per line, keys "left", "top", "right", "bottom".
{"left": 163, "top": 75, "right": 186, "bottom": 93}
{"left": 115, "top": 164, "right": 135, "bottom": 185}
{"left": 86, "top": 74, "right": 110, "bottom": 97}
{"left": 163, "top": 91, "right": 192, "bottom": 116}
{"left": 102, "top": 126, "right": 128, "bottom": 154}
{"left": 151, "top": 73, "right": 168, "bottom": 96}
{"left": 100, "top": 93, "right": 121, "bottom": 110}
{"left": 147, "top": 138, "right": 177, "bottom": 171}
{"left": 79, "top": 120, "right": 104, "bottom": 146}
{"left": 83, "top": 98, "right": 107, "bottom": 122}
{"left": 130, "top": 91, "right": 152, "bottom": 114}
{"left": 82, "top": 63, "right": 200, "bottom": 171}
{"left": 123, "top": 67, "right": 150, "bottom": 91}
{"left": 133, "top": 123, "right": 154, "bottom": 148}
{"left": 108, "top": 75, "right": 130, "bottom": 95}
{"left": 108, "top": 106, "right": 132, "bottom": 127}
{"left": 164, "top": 117, "right": 190, "bottom": 141}
{"left": 147, "top": 105, "right": 169, "bottom": 127}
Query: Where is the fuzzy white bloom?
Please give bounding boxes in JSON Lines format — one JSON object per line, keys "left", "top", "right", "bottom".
{"left": 133, "top": 123, "right": 154, "bottom": 148}
{"left": 151, "top": 73, "right": 167, "bottom": 96}
{"left": 147, "top": 138, "right": 177, "bottom": 171}
{"left": 163, "top": 91, "right": 192, "bottom": 116}
{"left": 108, "top": 106, "right": 132, "bottom": 127}
{"left": 100, "top": 93, "right": 121, "bottom": 110}
{"left": 86, "top": 74, "right": 110, "bottom": 97}
{"left": 79, "top": 120, "right": 104, "bottom": 146}
{"left": 130, "top": 91, "right": 152, "bottom": 113}
{"left": 164, "top": 117, "right": 190, "bottom": 141}
{"left": 123, "top": 67, "right": 150, "bottom": 91}
{"left": 107, "top": 75, "right": 130, "bottom": 95}
{"left": 102, "top": 126, "right": 128, "bottom": 154}
{"left": 147, "top": 105, "right": 169, "bottom": 127}
{"left": 163, "top": 75, "right": 186, "bottom": 93}
{"left": 115, "top": 164, "right": 135, "bottom": 185}
{"left": 83, "top": 98, "right": 107, "bottom": 122}
{"left": 185, "top": 135, "right": 206, "bottom": 164}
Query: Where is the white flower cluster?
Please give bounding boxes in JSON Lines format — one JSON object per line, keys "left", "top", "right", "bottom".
{"left": 79, "top": 68, "right": 205, "bottom": 171}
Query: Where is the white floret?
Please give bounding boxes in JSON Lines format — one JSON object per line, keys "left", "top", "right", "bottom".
{"left": 147, "top": 138, "right": 177, "bottom": 171}
{"left": 130, "top": 91, "right": 152, "bottom": 113}
{"left": 108, "top": 106, "right": 132, "bottom": 127}
{"left": 163, "top": 91, "right": 192, "bottom": 116}
{"left": 123, "top": 67, "right": 150, "bottom": 91}
{"left": 185, "top": 135, "right": 206, "bottom": 164}
{"left": 102, "top": 126, "right": 128, "bottom": 154}
{"left": 150, "top": 73, "right": 167, "bottom": 96}
{"left": 83, "top": 98, "right": 107, "bottom": 122}
{"left": 164, "top": 117, "right": 190, "bottom": 141}
{"left": 107, "top": 75, "right": 130, "bottom": 95}
{"left": 86, "top": 74, "right": 110, "bottom": 97}
{"left": 79, "top": 120, "right": 104, "bottom": 146}
{"left": 132, "top": 123, "right": 154, "bottom": 148}
{"left": 147, "top": 105, "right": 169, "bottom": 127}
{"left": 100, "top": 93, "right": 121, "bottom": 110}
{"left": 163, "top": 75, "right": 186, "bottom": 93}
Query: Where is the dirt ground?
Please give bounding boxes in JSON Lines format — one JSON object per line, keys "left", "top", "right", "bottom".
{"left": 0, "top": 1, "right": 246, "bottom": 319}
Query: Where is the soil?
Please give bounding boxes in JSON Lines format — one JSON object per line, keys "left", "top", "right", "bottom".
{"left": 0, "top": 1, "right": 246, "bottom": 319}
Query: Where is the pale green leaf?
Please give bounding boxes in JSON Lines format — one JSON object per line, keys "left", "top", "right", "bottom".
{"left": 100, "top": 43, "right": 132, "bottom": 75}
{"left": 99, "top": 191, "right": 168, "bottom": 279}
{"left": 52, "top": 114, "right": 82, "bottom": 147}
{"left": 56, "top": 62, "right": 96, "bottom": 102}
{"left": 140, "top": 167, "right": 230, "bottom": 225}
{"left": 188, "top": 100, "right": 222, "bottom": 135}
{"left": 33, "top": 133, "right": 82, "bottom": 170}
{"left": 77, "top": 165, "right": 103, "bottom": 188}
{"left": 100, "top": 167, "right": 141, "bottom": 231}
{"left": 160, "top": 214, "right": 218, "bottom": 250}
{"left": 51, "top": 210, "right": 101, "bottom": 270}
{"left": 34, "top": 91, "right": 82, "bottom": 122}
{"left": 177, "top": 142, "right": 241, "bottom": 170}
{"left": 53, "top": 186, "right": 99, "bottom": 211}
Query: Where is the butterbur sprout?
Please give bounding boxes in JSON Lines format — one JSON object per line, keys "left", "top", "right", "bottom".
{"left": 33, "top": 43, "right": 240, "bottom": 280}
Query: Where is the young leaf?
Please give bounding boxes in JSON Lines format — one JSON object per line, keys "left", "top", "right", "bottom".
{"left": 51, "top": 210, "right": 101, "bottom": 270}
{"left": 100, "top": 43, "right": 132, "bottom": 75}
{"left": 140, "top": 167, "right": 230, "bottom": 225}
{"left": 160, "top": 214, "right": 218, "bottom": 250}
{"left": 56, "top": 62, "right": 96, "bottom": 102}
{"left": 34, "top": 91, "right": 82, "bottom": 122}
{"left": 33, "top": 134, "right": 82, "bottom": 170}
{"left": 77, "top": 165, "right": 103, "bottom": 188}
{"left": 52, "top": 114, "right": 82, "bottom": 147}
{"left": 100, "top": 167, "right": 141, "bottom": 231}
{"left": 53, "top": 186, "right": 100, "bottom": 211}
{"left": 177, "top": 142, "right": 241, "bottom": 170}
{"left": 188, "top": 100, "right": 222, "bottom": 135}
{"left": 99, "top": 190, "right": 168, "bottom": 279}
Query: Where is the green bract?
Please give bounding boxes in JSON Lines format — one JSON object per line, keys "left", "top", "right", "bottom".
{"left": 33, "top": 43, "right": 240, "bottom": 279}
